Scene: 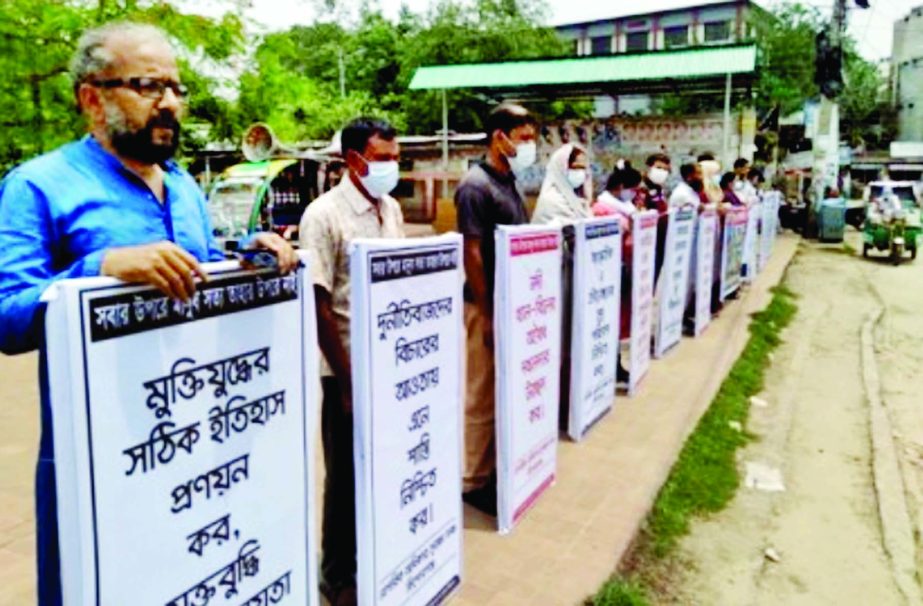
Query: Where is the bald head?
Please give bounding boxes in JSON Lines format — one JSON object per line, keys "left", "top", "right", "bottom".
{"left": 71, "top": 22, "right": 175, "bottom": 105}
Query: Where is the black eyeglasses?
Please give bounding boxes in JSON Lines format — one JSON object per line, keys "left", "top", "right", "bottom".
{"left": 89, "top": 77, "right": 188, "bottom": 100}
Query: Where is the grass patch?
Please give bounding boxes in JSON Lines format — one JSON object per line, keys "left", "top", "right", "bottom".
{"left": 821, "top": 241, "right": 856, "bottom": 255}
{"left": 589, "top": 285, "right": 799, "bottom": 606}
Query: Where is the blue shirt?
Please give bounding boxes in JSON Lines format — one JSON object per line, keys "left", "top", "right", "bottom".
{"left": 0, "top": 136, "right": 226, "bottom": 605}
{"left": 0, "top": 135, "right": 225, "bottom": 354}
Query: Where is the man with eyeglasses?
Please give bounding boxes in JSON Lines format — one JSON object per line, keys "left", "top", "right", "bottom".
{"left": 0, "top": 22, "right": 296, "bottom": 605}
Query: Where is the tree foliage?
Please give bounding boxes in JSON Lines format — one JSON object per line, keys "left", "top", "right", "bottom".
{"left": 238, "top": 0, "right": 575, "bottom": 142}
{"left": 0, "top": 0, "right": 246, "bottom": 172}
{"left": 751, "top": 2, "right": 822, "bottom": 117}
{"left": 1, "top": 0, "right": 896, "bottom": 172}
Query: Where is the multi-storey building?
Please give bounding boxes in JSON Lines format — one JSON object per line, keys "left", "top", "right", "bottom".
{"left": 555, "top": 0, "right": 756, "bottom": 57}
{"left": 893, "top": 5, "right": 923, "bottom": 142}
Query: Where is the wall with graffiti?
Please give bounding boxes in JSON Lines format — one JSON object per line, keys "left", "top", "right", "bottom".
{"left": 517, "top": 113, "right": 744, "bottom": 195}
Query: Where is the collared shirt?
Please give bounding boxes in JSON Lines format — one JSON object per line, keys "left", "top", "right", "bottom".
{"left": 299, "top": 174, "right": 404, "bottom": 376}
{"left": 455, "top": 161, "right": 528, "bottom": 303}
{"left": 0, "top": 135, "right": 226, "bottom": 605}
{"left": 0, "top": 135, "right": 225, "bottom": 355}
{"left": 668, "top": 181, "right": 702, "bottom": 210}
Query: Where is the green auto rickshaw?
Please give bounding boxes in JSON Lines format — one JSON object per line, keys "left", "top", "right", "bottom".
{"left": 862, "top": 181, "right": 922, "bottom": 265}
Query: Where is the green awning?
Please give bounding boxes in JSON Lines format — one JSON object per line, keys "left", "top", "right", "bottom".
{"left": 409, "top": 44, "right": 756, "bottom": 91}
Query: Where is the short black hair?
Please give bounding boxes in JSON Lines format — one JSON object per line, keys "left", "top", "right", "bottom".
{"left": 485, "top": 103, "right": 536, "bottom": 145}
{"left": 733, "top": 157, "right": 749, "bottom": 170}
{"left": 748, "top": 167, "right": 764, "bottom": 182}
{"left": 621, "top": 167, "right": 642, "bottom": 188}
{"left": 605, "top": 169, "right": 623, "bottom": 192}
{"left": 568, "top": 146, "right": 586, "bottom": 165}
{"left": 341, "top": 117, "right": 397, "bottom": 157}
{"left": 720, "top": 171, "right": 736, "bottom": 190}
{"left": 697, "top": 152, "right": 716, "bottom": 162}
{"left": 680, "top": 163, "right": 699, "bottom": 181}
{"left": 646, "top": 152, "right": 671, "bottom": 167}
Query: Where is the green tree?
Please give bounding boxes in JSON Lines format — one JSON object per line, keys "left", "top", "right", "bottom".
{"left": 750, "top": 2, "right": 822, "bottom": 117}
{"left": 0, "top": 0, "right": 246, "bottom": 173}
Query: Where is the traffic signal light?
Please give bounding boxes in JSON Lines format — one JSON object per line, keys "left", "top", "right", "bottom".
{"left": 815, "top": 31, "right": 843, "bottom": 98}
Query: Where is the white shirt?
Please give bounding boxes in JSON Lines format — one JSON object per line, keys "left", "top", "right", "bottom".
{"left": 299, "top": 175, "right": 405, "bottom": 375}
{"left": 596, "top": 191, "right": 638, "bottom": 218}
{"left": 668, "top": 181, "right": 701, "bottom": 210}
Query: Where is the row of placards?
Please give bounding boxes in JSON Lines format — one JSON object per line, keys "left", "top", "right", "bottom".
{"left": 45, "top": 193, "right": 779, "bottom": 605}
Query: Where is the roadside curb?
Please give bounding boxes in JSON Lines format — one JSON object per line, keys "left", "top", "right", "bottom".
{"left": 860, "top": 309, "right": 923, "bottom": 605}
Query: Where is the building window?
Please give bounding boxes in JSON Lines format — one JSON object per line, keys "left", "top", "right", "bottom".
{"left": 704, "top": 21, "right": 732, "bottom": 43}
{"left": 591, "top": 35, "right": 612, "bottom": 55}
{"left": 626, "top": 31, "right": 649, "bottom": 52}
{"left": 664, "top": 25, "right": 689, "bottom": 49}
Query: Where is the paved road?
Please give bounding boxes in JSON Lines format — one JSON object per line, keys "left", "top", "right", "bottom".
{"left": 673, "top": 231, "right": 923, "bottom": 605}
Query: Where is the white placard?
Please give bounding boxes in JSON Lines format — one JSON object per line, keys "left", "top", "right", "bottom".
{"left": 567, "top": 218, "right": 621, "bottom": 442}
{"left": 629, "top": 211, "right": 658, "bottom": 396}
{"left": 759, "top": 192, "right": 780, "bottom": 271}
{"left": 349, "top": 235, "right": 464, "bottom": 606}
{"left": 45, "top": 260, "right": 319, "bottom": 606}
{"left": 654, "top": 208, "right": 695, "bottom": 359}
{"left": 720, "top": 207, "right": 748, "bottom": 301}
{"left": 494, "top": 225, "right": 562, "bottom": 533}
{"left": 694, "top": 208, "right": 718, "bottom": 337}
{"left": 742, "top": 202, "right": 761, "bottom": 282}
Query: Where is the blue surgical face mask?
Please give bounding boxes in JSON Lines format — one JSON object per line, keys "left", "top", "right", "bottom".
{"left": 358, "top": 158, "right": 399, "bottom": 199}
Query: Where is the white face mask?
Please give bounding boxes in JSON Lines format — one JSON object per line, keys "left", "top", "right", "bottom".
{"left": 506, "top": 141, "right": 536, "bottom": 174}
{"left": 648, "top": 166, "right": 669, "bottom": 186}
{"left": 619, "top": 189, "right": 636, "bottom": 202}
{"left": 358, "top": 159, "right": 399, "bottom": 199}
{"left": 566, "top": 168, "right": 587, "bottom": 189}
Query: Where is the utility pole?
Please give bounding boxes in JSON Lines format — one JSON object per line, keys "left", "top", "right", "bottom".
{"left": 811, "top": 0, "right": 847, "bottom": 216}
{"left": 810, "top": 1, "right": 870, "bottom": 219}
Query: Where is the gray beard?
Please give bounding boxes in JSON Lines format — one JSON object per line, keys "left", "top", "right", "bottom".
{"left": 103, "top": 101, "right": 179, "bottom": 165}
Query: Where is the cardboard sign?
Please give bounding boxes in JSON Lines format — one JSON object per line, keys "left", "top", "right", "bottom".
{"left": 494, "top": 225, "right": 563, "bottom": 533}
{"left": 349, "top": 235, "right": 464, "bottom": 606}
{"left": 720, "top": 207, "right": 748, "bottom": 301}
{"left": 45, "top": 260, "right": 319, "bottom": 606}
{"left": 759, "top": 192, "right": 781, "bottom": 272}
{"left": 629, "top": 211, "right": 658, "bottom": 396}
{"left": 654, "top": 208, "right": 695, "bottom": 358}
{"left": 694, "top": 208, "right": 718, "bottom": 337}
{"left": 567, "top": 218, "right": 622, "bottom": 442}
{"left": 742, "top": 202, "right": 761, "bottom": 282}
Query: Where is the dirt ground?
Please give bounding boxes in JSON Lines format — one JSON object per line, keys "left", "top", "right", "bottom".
{"left": 668, "top": 230, "right": 923, "bottom": 606}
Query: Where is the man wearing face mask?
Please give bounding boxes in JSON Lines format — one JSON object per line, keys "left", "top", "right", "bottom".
{"left": 0, "top": 23, "right": 298, "bottom": 606}
{"left": 669, "top": 163, "right": 704, "bottom": 210}
{"left": 298, "top": 117, "right": 404, "bottom": 606}
{"left": 456, "top": 103, "right": 537, "bottom": 515}
{"left": 642, "top": 153, "right": 672, "bottom": 212}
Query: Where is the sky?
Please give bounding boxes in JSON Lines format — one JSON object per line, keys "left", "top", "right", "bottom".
{"left": 184, "top": 0, "right": 922, "bottom": 61}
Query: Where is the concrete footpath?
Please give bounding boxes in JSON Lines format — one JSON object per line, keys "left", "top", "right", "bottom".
{"left": 0, "top": 234, "right": 798, "bottom": 606}
{"left": 455, "top": 232, "right": 799, "bottom": 606}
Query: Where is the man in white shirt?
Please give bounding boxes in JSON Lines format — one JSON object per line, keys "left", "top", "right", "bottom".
{"left": 668, "top": 162, "right": 704, "bottom": 210}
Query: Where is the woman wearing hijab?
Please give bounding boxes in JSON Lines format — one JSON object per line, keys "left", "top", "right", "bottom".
{"left": 531, "top": 144, "right": 592, "bottom": 225}
{"left": 531, "top": 144, "right": 591, "bottom": 424}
